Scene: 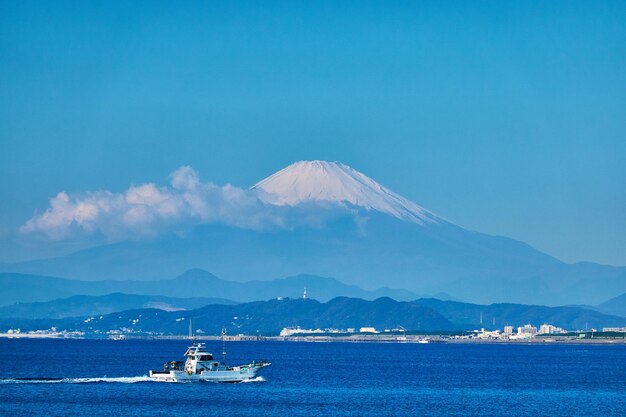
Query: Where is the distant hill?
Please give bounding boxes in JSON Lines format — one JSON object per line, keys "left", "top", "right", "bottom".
{"left": 0, "top": 269, "right": 420, "bottom": 306}
{"left": 413, "top": 298, "right": 626, "bottom": 331}
{"left": 596, "top": 293, "right": 626, "bottom": 318}
{"left": 2, "top": 296, "right": 624, "bottom": 336}
{"left": 0, "top": 297, "right": 455, "bottom": 335}
{"left": 0, "top": 293, "right": 236, "bottom": 319}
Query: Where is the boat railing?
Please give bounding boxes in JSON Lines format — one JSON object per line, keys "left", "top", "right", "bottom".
{"left": 164, "top": 361, "right": 184, "bottom": 371}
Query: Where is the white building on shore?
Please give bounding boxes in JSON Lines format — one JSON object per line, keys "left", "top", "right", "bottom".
{"left": 603, "top": 327, "right": 626, "bottom": 332}
{"left": 503, "top": 326, "right": 514, "bottom": 337}
{"left": 280, "top": 327, "right": 324, "bottom": 337}
{"left": 538, "top": 324, "right": 567, "bottom": 335}
{"left": 511, "top": 324, "right": 537, "bottom": 339}
{"left": 359, "top": 327, "right": 378, "bottom": 333}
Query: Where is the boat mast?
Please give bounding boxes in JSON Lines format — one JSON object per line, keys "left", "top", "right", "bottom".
{"left": 189, "top": 319, "right": 192, "bottom": 339}
{"left": 221, "top": 327, "right": 227, "bottom": 364}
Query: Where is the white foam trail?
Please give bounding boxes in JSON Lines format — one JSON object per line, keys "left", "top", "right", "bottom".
{"left": 0, "top": 378, "right": 63, "bottom": 384}
{"left": 0, "top": 376, "right": 153, "bottom": 384}
{"left": 241, "top": 376, "right": 265, "bottom": 383}
{"left": 66, "top": 376, "right": 153, "bottom": 384}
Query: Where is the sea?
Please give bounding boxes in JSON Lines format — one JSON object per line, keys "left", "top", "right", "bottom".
{"left": 0, "top": 338, "right": 625, "bottom": 416}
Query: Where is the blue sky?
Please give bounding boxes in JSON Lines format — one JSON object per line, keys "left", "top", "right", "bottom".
{"left": 1, "top": 1, "right": 625, "bottom": 265}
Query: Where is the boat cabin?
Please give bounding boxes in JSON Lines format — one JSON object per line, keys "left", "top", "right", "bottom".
{"left": 184, "top": 343, "right": 222, "bottom": 374}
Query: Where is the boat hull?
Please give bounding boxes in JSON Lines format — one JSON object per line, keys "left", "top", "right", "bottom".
{"left": 149, "top": 363, "right": 269, "bottom": 383}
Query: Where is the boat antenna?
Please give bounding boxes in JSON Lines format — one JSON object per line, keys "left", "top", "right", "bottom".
{"left": 221, "top": 327, "right": 227, "bottom": 364}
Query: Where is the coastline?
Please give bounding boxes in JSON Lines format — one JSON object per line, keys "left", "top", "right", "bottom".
{"left": 2, "top": 332, "right": 625, "bottom": 344}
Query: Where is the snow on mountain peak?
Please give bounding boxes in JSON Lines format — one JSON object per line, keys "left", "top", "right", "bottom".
{"left": 252, "top": 160, "right": 442, "bottom": 224}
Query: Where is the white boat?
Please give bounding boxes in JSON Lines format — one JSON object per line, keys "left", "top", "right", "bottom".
{"left": 149, "top": 341, "right": 270, "bottom": 383}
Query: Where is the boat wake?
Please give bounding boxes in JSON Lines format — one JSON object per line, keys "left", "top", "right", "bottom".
{"left": 0, "top": 376, "right": 153, "bottom": 384}
{"left": 241, "top": 376, "right": 265, "bottom": 383}
{"left": 0, "top": 375, "right": 266, "bottom": 384}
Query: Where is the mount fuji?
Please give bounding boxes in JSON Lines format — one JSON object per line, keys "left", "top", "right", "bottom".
{"left": 3, "top": 161, "right": 625, "bottom": 305}
{"left": 252, "top": 160, "right": 442, "bottom": 225}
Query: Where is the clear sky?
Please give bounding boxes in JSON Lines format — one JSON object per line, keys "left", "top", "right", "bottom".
{"left": 1, "top": 1, "right": 625, "bottom": 265}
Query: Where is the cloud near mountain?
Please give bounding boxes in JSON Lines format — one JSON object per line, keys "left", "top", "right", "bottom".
{"left": 21, "top": 161, "right": 445, "bottom": 243}
{"left": 20, "top": 165, "right": 348, "bottom": 242}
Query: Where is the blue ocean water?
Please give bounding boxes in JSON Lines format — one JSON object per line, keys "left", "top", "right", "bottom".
{"left": 0, "top": 339, "right": 625, "bottom": 416}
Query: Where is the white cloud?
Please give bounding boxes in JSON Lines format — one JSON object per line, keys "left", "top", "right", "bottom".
{"left": 20, "top": 166, "right": 350, "bottom": 243}
{"left": 170, "top": 165, "right": 200, "bottom": 190}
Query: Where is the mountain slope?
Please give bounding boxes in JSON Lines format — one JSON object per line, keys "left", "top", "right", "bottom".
{"left": 596, "top": 293, "right": 626, "bottom": 318}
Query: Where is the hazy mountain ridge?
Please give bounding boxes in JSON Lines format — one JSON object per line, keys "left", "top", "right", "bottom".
{"left": 0, "top": 269, "right": 420, "bottom": 307}
{"left": 0, "top": 293, "right": 236, "bottom": 319}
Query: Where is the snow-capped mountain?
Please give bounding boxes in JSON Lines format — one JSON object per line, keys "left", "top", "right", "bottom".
{"left": 3, "top": 161, "right": 625, "bottom": 306}
{"left": 253, "top": 160, "right": 442, "bottom": 225}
